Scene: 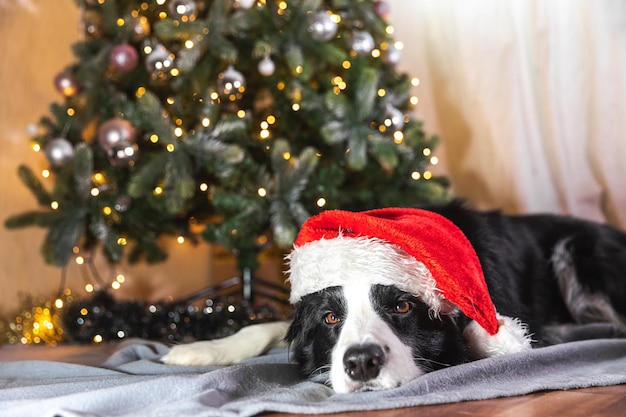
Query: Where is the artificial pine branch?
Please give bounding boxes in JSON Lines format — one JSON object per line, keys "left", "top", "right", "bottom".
{"left": 15, "top": 165, "right": 52, "bottom": 206}
{"left": 72, "top": 143, "right": 94, "bottom": 203}
{"left": 42, "top": 209, "right": 84, "bottom": 266}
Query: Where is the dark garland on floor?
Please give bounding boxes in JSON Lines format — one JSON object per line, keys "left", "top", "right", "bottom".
{"left": 61, "top": 290, "right": 282, "bottom": 344}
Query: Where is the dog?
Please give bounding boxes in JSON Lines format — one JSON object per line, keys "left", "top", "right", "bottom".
{"left": 162, "top": 201, "right": 626, "bottom": 393}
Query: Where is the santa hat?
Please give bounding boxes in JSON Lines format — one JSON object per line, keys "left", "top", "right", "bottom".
{"left": 286, "top": 207, "right": 532, "bottom": 359}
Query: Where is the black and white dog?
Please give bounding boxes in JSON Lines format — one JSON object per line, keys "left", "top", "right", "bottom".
{"left": 163, "top": 201, "right": 626, "bottom": 393}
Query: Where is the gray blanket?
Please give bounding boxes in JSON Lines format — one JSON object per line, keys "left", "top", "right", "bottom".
{"left": 1, "top": 339, "right": 626, "bottom": 417}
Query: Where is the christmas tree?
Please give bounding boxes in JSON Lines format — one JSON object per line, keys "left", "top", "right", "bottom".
{"left": 5, "top": 0, "right": 448, "bottom": 276}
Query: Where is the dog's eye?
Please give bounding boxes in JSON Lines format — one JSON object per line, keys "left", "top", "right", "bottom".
{"left": 394, "top": 301, "right": 411, "bottom": 314}
{"left": 324, "top": 312, "right": 341, "bottom": 325}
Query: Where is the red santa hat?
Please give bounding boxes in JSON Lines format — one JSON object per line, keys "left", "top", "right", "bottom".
{"left": 286, "top": 207, "right": 532, "bottom": 359}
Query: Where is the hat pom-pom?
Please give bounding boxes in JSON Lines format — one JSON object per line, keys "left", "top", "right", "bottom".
{"left": 463, "top": 314, "right": 532, "bottom": 359}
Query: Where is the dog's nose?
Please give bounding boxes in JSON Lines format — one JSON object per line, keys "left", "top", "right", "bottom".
{"left": 343, "top": 344, "right": 386, "bottom": 381}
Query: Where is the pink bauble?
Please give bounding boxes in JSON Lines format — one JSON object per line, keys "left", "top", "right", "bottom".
{"left": 98, "top": 118, "right": 137, "bottom": 151}
{"left": 109, "top": 44, "right": 139, "bottom": 73}
{"left": 374, "top": 0, "right": 390, "bottom": 18}
{"left": 54, "top": 71, "right": 79, "bottom": 97}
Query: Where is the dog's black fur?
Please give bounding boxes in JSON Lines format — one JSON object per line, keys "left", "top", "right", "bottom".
{"left": 286, "top": 201, "right": 626, "bottom": 381}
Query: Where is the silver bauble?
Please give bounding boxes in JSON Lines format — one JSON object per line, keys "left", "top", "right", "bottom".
{"left": 45, "top": 138, "right": 74, "bottom": 167}
{"left": 217, "top": 65, "right": 246, "bottom": 99}
{"left": 383, "top": 43, "right": 402, "bottom": 65}
{"left": 98, "top": 118, "right": 137, "bottom": 152}
{"left": 145, "top": 43, "right": 175, "bottom": 79}
{"left": 235, "top": 0, "right": 255, "bottom": 9}
{"left": 114, "top": 195, "right": 132, "bottom": 212}
{"left": 351, "top": 31, "right": 375, "bottom": 55}
{"left": 258, "top": 56, "right": 275, "bottom": 76}
{"left": 108, "top": 141, "right": 139, "bottom": 167}
{"left": 168, "top": 0, "right": 198, "bottom": 19}
{"left": 308, "top": 11, "right": 338, "bottom": 41}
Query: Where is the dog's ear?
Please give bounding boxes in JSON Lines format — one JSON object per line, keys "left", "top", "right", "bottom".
{"left": 285, "top": 303, "right": 303, "bottom": 345}
{"left": 438, "top": 300, "right": 459, "bottom": 316}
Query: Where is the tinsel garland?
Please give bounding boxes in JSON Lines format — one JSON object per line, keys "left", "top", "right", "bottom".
{"left": 1, "top": 289, "right": 282, "bottom": 346}
{"left": 63, "top": 290, "right": 281, "bottom": 344}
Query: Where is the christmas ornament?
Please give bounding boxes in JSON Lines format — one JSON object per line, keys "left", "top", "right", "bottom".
{"left": 234, "top": 0, "right": 255, "bottom": 9}
{"left": 108, "top": 141, "right": 139, "bottom": 167}
{"left": 308, "top": 11, "right": 338, "bottom": 41}
{"left": 97, "top": 118, "right": 137, "bottom": 152}
{"left": 383, "top": 106, "right": 405, "bottom": 131}
{"left": 145, "top": 43, "right": 175, "bottom": 79}
{"left": 114, "top": 195, "right": 132, "bottom": 212}
{"left": 258, "top": 55, "right": 275, "bottom": 77}
{"left": 374, "top": 0, "right": 391, "bottom": 18}
{"left": 109, "top": 44, "right": 139, "bottom": 73}
{"left": 168, "top": 0, "right": 198, "bottom": 20}
{"left": 45, "top": 138, "right": 74, "bottom": 167}
{"left": 383, "top": 42, "right": 402, "bottom": 65}
{"left": 54, "top": 71, "right": 79, "bottom": 97}
{"left": 131, "top": 15, "right": 151, "bottom": 41}
{"left": 288, "top": 208, "right": 532, "bottom": 359}
{"left": 351, "top": 31, "right": 375, "bottom": 55}
{"left": 217, "top": 65, "right": 246, "bottom": 99}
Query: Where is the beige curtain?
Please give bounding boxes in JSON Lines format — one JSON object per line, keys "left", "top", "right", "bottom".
{"left": 390, "top": 0, "right": 626, "bottom": 227}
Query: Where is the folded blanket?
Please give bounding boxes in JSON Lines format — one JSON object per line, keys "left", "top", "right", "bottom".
{"left": 1, "top": 338, "right": 626, "bottom": 417}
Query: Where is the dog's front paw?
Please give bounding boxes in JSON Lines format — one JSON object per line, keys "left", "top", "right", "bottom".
{"left": 161, "top": 339, "right": 242, "bottom": 366}
{"left": 161, "top": 322, "right": 290, "bottom": 366}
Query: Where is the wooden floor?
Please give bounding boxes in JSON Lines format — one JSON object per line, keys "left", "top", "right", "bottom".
{"left": 265, "top": 385, "right": 626, "bottom": 417}
{"left": 1, "top": 344, "right": 625, "bottom": 416}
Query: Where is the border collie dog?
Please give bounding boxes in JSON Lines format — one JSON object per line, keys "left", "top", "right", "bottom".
{"left": 163, "top": 201, "right": 626, "bottom": 393}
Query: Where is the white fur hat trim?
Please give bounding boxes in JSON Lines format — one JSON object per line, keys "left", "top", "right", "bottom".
{"left": 286, "top": 234, "right": 455, "bottom": 315}
{"left": 463, "top": 314, "right": 532, "bottom": 359}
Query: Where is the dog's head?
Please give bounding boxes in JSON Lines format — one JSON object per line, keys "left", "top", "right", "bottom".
{"left": 285, "top": 208, "right": 531, "bottom": 392}
{"left": 284, "top": 234, "right": 468, "bottom": 392}
{"left": 286, "top": 282, "right": 468, "bottom": 393}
